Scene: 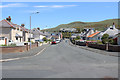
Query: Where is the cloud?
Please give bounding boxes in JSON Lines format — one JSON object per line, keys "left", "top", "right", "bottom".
{"left": 34, "top": 5, "right": 78, "bottom": 8}
{"left": 0, "top": 3, "right": 27, "bottom": 8}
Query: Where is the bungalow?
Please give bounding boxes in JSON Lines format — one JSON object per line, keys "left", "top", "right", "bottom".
{"left": 87, "top": 31, "right": 101, "bottom": 40}
{"left": 117, "top": 30, "right": 120, "bottom": 45}
{"left": 98, "top": 23, "right": 119, "bottom": 40}
{"left": 81, "top": 28, "right": 95, "bottom": 40}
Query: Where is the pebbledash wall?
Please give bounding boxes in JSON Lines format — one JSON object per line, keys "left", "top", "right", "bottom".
{"left": 0, "top": 43, "right": 38, "bottom": 53}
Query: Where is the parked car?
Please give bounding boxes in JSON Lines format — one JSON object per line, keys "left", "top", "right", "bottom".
{"left": 51, "top": 41, "right": 56, "bottom": 44}
{"left": 35, "top": 39, "right": 43, "bottom": 42}
{"left": 56, "top": 39, "right": 60, "bottom": 43}
{"left": 8, "top": 40, "right": 15, "bottom": 44}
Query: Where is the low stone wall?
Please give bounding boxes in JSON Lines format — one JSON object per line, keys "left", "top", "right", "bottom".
{"left": 108, "top": 45, "right": 120, "bottom": 52}
{"left": 0, "top": 43, "right": 38, "bottom": 53}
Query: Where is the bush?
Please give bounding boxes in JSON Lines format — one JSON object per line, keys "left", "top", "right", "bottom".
{"left": 97, "top": 41, "right": 103, "bottom": 44}
{"left": 0, "top": 44, "right": 7, "bottom": 46}
{"left": 108, "top": 39, "right": 113, "bottom": 44}
{"left": 101, "top": 34, "right": 109, "bottom": 44}
{"left": 8, "top": 43, "right": 16, "bottom": 47}
{"left": 75, "top": 36, "right": 80, "bottom": 40}
{"left": 31, "top": 41, "right": 34, "bottom": 44}
{"left": 42, "top": 37, "right": 48, "bottom": 41}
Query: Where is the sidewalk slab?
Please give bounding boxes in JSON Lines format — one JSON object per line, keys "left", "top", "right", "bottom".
{"left": 2, "top": 44, "right": 49, "bottom": 60}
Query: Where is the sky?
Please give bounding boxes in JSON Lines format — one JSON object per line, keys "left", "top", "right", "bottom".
{"left": 0, "top": 2, "right": 118, "bottom": 30}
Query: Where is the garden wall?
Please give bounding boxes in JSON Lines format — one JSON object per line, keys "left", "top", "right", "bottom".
{"left": 108, "top": 45, "right": 120, "bottom": 52}
{"left": 88, "top": 43, "right": 106, "bottom": 50}
{"left": 0, "top": 42, "right": 38, "bottom": 53}
{"left": 71, "top": 40, "right": 120, "bottom": 52}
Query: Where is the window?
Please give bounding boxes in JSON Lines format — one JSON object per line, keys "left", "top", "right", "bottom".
{"left": 16, "top": 37, "right": 18, "bottom": 40}
{"left": 0, "top": 37, "right": 4, "bottom": 40}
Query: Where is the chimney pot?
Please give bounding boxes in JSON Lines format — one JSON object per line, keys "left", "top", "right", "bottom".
{"left": 6, "top": 16, "right": 11, "bottom": 22}
{"left": 37, "top": 27, "right": 40, "bottom": 30}
{"left": 21, "top": 24, "right": 25, "bottom": 27}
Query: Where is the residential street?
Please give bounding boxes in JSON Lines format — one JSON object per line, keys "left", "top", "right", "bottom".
{"left": 2, "top": 40, "right": 118, "bottom": 78}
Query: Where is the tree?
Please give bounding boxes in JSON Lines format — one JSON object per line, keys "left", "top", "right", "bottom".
{"left": 42, "top": 37, "right": 47, "bottom": 41}
{"left": 101, "top": 34, "right": 109, "bottom": 44}
{"left": 76, "top": 36, "right": 81, "bottom": 40}
{"left": 101, "top": 34, "right": 109, "bottom": 40}
{"left": 76, "top": 28, "right": 81, "bottom": 33}
{"left": 108, "top": 39, "right": 113, "bottom": 44}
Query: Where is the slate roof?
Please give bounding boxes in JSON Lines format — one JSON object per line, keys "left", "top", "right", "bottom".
{"left": 31, "top": 28, "right": 50, "bottom": 36}
{"left": 98, "top": 25, "right": 119, "bottom": 37}
{"left": 0, "top": 19, "right": 15, "bottom": 28}
{"left": 0, "top": 19, "right": 29, "bottom": 32}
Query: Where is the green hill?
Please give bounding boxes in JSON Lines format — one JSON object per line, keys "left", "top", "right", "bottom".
{"left": 42, "top": 19, "right": 120, "bottom": 32}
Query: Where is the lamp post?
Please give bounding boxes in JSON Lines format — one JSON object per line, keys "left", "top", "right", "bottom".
{"left": 30, "top": 11, "right": 40, "bottom": 49}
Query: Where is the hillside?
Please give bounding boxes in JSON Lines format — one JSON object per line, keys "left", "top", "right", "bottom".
{"left": 42, "top": 19, "right": 120, "bottom": 32}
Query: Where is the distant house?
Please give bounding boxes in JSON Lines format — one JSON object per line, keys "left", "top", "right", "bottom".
{"left": 87, "top": 32, "right": 101, "bottom": 40}
{"left": 98, "top": 23, "right": 119, "bottom": 40}
{"left": 51, "top": 33, "right": 62, "bottom": 40}
{"left": 41, "top": 31, "right": 52, "bottom": 40}
{"left": 81, "top": 28, "right": 95, "bottom": 40}
{"left": 31, "top": 28, "right": 46, "bottom": 41}
{"left": 60, "top": 28, "right": 77, "bottom": 32}
{"left": 117, "top": 30, "right": 120, "bottom": 45}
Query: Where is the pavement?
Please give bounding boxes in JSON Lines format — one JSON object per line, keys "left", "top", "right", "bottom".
{"left": 69, "top": 40, "right": 119, "bottom": 57}
{"left": 1, "top": 44, "right": 49, "bottom": 60}
{"left": 2, "top": 40, "right": 118, "bottom": 78}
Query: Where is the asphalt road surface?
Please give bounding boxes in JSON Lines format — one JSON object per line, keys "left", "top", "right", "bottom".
{"left": 2, "top": 40, "right": 118, "bottom": 78}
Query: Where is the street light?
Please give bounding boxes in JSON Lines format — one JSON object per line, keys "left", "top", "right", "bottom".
{"left": 30, "top": 11, "right": 40, "bottom": 49}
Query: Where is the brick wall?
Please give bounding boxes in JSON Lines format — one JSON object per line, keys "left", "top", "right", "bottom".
{"left": 108, "top": 45, "right": 120, "bottom": 52}
{"left": 0, "top": 43, "right": 38, "bottom": 53}
{"left": 88, "top": 43, "right": 106, "bottom": 50}
{"left": 1, "top": 46, "right": 27, "bottom": 53}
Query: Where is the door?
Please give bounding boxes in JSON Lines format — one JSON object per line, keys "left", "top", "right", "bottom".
{"left": 5, "top": 38, "right": 7, "bottom": 45}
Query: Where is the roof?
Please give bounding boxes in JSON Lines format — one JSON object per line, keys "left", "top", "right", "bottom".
{"left": 0, "top": 19, "right": 15, "bottom": 28}
{"left": 98, "top": 25, "right": 119, "bottom": 37}
{"left": 0, "top": 19, "right": 29, "bottom": 32}
{"left": 88, "top": 32, "right": 100, "bottom": 38}
{"left": 51, "top": 35, "right": 59, "bottom": 39}
{"left": 11, "top": 23, "right": 29, "bottom": 32}
{"left": 15, "top": 33, "right": 23, "bottom": 38}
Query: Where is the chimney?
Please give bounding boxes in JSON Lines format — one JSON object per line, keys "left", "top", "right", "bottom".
{"left": 112, "top": 22, "right": 115, "bottom": 29}
{"left": 21, "top": 24, "right": 25, "bottom": 27}
{"left": 6, "top": 16, "right": 11, "bottom": 22}
{"left": 37, "top": 27, "right": 40, "bottom": 30}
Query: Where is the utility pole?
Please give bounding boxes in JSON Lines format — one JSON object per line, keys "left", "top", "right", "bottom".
{"left": 29, "top": 12, "right": 40, "bottom": 49}
{"left": 30, "top": 16, "right": 31, "bottom": 49}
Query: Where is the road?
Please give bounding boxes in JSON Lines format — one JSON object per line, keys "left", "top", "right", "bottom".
{"left": 2, "top": 40, "right": 118, "bottom": 78}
